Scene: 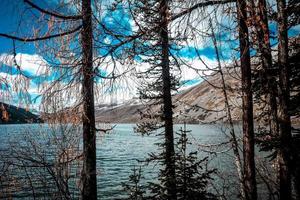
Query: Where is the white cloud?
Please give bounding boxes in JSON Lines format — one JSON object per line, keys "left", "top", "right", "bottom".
{"left": 0, "top": 53, "right": 49, "bottom": 76}
{"left": 0, "top": 51, "right": 219, "bottom": 109}
{"left": 0, "top": 54, "right": 50, "bottom": 109}
{"left": 180, "top": 57, "right": 218, "bottom": 80}
{"left": 0, "top": 72, "right": 28, "bottom": 87}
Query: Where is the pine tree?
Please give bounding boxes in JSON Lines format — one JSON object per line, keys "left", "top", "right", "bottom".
{"left": 126, "top": 123, "right": 216, "bottom": 200}
{"left": 130, "top": 0, "right": 179, "bottom": 199}
{"left": 175, "top": 123, "right": 216, "bottom": 200}
{"left": 122, "top": 167, "right": 146, "bottom": 200}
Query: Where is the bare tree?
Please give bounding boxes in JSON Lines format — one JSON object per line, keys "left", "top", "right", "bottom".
{"left": 0, "top": 108, "right": 82, "bottom": 199}
{"left": 0, "top": 1, "right": 97, "bottom": 198}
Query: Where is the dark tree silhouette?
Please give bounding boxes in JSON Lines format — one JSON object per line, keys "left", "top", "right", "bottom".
{"left": 236, "top": 0, "right": 257, "bottom": 199}
{"left": 277, "top": 0, "right": 292, "bottom": 199}
{"left": 159, "top": 0, "right": 177, "bottom": 199}
{"left": 80, "top": 0, "right": 97, "bottom": 199}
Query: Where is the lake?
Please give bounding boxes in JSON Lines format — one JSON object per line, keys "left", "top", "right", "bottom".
{"left": 0, "top": 123, "right": 271, "bottom": 199}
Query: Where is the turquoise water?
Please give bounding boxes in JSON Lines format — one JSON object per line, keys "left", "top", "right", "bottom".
{"left": 0, "top": 123, "right": 269, "bottom": 199}
{"left": 96, "top": 123, "right": 236, "bottom": 199}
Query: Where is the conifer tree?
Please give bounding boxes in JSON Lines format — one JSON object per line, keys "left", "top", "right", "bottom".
{"left": 130, "top": 0, "right": 179, "bottom": 199}
{"left": 122, "top": 167, "right": 146, "bottom": 200}
{"left": 175, "top": 123, "right": 216, "bottom": 200}
{"left": 125, "top": 123, "right": 216, "bottom": 200}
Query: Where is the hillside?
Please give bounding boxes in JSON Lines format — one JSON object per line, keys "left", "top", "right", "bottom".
{"left": 38, "top": 37, "right": 300, "bottom": 124}
{"left": 95, "top": 37, "right": 300, "bottom": 124}
{"left": 0, "top": 102, "right": 43, "bottom": 124}
{"left": 94, "top": 67, "right": 243, "bottom": 124}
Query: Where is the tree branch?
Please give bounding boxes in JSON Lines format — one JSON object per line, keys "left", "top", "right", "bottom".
{"left": 171, "top": 0, "right": 236, "bottom": 22}
{"left": 0, "top": 25, "right": 82, "bottom": 42}
{"left": 101, "top": 0, "right": 235, "bottom": 56}
{"left": 24, "top": 0, "right": 82, "bottom": 20}
{"left": 95, "top": 125, "right": 116, "bottom": 133}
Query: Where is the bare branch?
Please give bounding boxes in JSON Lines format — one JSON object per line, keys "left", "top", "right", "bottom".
{"left": 95, "top": 125, "right": 116, "bottom": 133}
{"left": 0, "top": 25, "right": 82, "bottom": 42}
{"left": 24, "top": 0, "right": 82, "bottom": 20}
{"left": 100, "top": 0, "right": 236, "bottom": 56}
{"left": 171, "top": 0, "right": 236, "bottom": 22}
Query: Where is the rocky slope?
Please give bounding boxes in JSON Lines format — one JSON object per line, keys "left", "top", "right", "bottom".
{"left": 95, "top": 67, "right": 243, "bottom": 124}
{"left": 95, "top": 37, "right": 300, "bottom": 124}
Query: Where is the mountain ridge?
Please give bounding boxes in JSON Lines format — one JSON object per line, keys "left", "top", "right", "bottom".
{"left": 0, "top": 102, "right": 43, "bottom": 124}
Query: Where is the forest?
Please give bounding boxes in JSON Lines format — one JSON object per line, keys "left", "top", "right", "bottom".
{"left": 0, "top": 0, "right": 299, "bottom": 199}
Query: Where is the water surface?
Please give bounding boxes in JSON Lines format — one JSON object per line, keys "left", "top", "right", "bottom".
{"left": 0, "top": 123, "right": 268, "bottom": 199}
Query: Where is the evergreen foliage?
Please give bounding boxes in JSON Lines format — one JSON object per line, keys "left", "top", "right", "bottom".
{"left": 123, "top": 124, "right": 216, "bottom": 200}
{"left": 122, "top": 167, "right": 146, "bottom": 200}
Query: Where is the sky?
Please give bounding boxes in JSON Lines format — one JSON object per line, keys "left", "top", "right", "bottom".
{"left": 0, "top": 0, "right": 299, "bottom": 111}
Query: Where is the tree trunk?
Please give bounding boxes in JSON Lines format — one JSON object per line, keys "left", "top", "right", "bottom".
{"left": 256, "top": 0, "right": 279, "bottom": 136}
{"left": 236, "top": 0, "right": 257, "bottom": 200}
{"left": 81, "top": 0, "right": 97, "bottom": 199}
{"left": 159, "top": 0, "right": 177, "bottom": 199}
{"left": 254, "top": 0, "right": 292, "bottom": 198}
{"left": 277, "top": 0, "right": 292, "bottom": 199}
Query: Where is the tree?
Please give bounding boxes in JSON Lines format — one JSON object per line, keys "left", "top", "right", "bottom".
{"left": 0, "top": 1, "right": 97, "bottom": 198}
{"left": 236, "top": 0, "right": 257, "bottom": 199}
{"left": 208, "top": 16, "right": 247, "bottom": 199}
{"left": 0, "top": 101, "right": 82, "bottom": 199}
{"left": 249, "top": 0, "right": 279, "bottom": 135}
{"left": 131, "top": 0, "right": 178, "bottom": 198}
{"left": 159, "top": 0, "right": 177, "bottom": 199}
{"left": 122, "top": 167, "right": 146, "bottom": 200}
{"left": 175, "top": 123, "right": 216, "bottom": 200}
{"left": 277, "top": 0, "right": 292, "bottom": 199}
{"left": 80, "top": 0, "right": 97, "bottom": 198}
{"left": 248, "top": 0, "right": 279, "bottom": 138}
{"left": 249, "top": 0, "right": 296, "bottom": 198}
{"left": 125, "top": 123, "right": 216, "bottom": 200}
{"left": 132, "top": 1, "right": 237, "bottom": 198}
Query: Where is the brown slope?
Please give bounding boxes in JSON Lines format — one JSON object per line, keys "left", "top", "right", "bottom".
{"left": 94, "top": 68, "right": 243, "bottom": 124}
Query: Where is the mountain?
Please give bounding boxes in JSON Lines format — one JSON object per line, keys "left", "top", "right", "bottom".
{"left": 95, "top": 37, "right": 300, "bottom": 124}
{"left": 0, "top": 102, "right": 43, "bottom": 124}
{"left": 95, "top": 99, "right": 145, "bottom": 123}
{"left": 94, "top": 68, "right": 242, "bottom": 124}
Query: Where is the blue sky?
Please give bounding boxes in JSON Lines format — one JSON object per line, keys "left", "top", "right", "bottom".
{"left": 0, "top": 0, "right": 299, "bottom": 109}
